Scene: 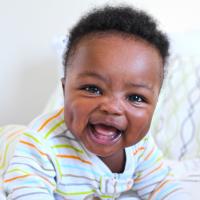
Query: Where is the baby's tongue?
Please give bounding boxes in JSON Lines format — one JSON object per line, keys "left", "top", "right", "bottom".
{"left": 93, "top": 124, "right": 118, "bottom": 136}
{"left": 90, "top": 124, "right": 121, "bottom": 145}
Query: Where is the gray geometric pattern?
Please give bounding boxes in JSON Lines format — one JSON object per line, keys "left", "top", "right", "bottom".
{"left": 150, "top": 56, "right": 200, "bottom": 160}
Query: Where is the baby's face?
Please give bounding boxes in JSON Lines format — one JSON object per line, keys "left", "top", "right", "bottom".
{"left": 62, "top": 34, "right": 162, "bottom": 158}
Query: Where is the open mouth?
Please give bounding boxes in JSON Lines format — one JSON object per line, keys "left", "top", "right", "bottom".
{"left": 88, "top": 123, "right": 122, "bottom": 145}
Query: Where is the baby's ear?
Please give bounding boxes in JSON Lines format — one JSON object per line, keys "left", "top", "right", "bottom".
{"left": 61, "top": 78, "right": 65, "bottom": 95}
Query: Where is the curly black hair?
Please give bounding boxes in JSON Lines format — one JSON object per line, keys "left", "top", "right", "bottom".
{"left": 63, "top": 5, "right": 169, "bottom": 75}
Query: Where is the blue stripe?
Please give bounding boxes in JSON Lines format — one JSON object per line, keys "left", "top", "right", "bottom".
{"left": 60, "top": 164, "right": 101, "bottom": 177}
{"left": 154, "top": 182, "right": 180, "bottom": 199}
{"left": 137, "top": 150, "right": 161, "bottom": 171}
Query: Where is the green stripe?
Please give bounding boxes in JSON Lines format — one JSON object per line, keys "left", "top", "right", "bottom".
{"left": 100, "top": 176, "right": 102, "bottom": 191}
{"left": 55, "top": 157, "right": 62, "bottom": 178}
{"left": 101, "top": 194, "right": 114, "bottom": 198}
{"left": 51, "top": 144, "right": 83, "bottom": 154}
{"left": 56, "top": 188, "right": 95, "bottom": 196}
{"left": 44, "top": 120, "right": 65, "bottom": 139}
{"left": 136, "top": 172, "right": 142, "bottom": 178}
{"left": 0, "top": 144, "right": 9, "bottom": 169}
{"left": 24, "top": 132, "right": 42, "bottom": 144}
{"left": 7, "top": 168, "right": 28, "bottom": 175}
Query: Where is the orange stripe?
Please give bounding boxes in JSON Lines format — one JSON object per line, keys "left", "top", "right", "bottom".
{"left": 4, "top": 174, "right": 54, "bottom": 187}
{"left": 149, "top": 180, "right": 171, "bottom": 199}
{"left": 162, "top": 188, "right": 182, "bottom": 200}
{"left": 37, "top": 107, "right": 64, "bottom": 132}
{"left": 135, "top": 162, "right": 163, "bottom": 183}
{"left": 135, "top": 181, "right": 156, "bottom": 192}
{"left": 7, "top": 129, "right": 25, "bottom": 140}
{"left": 144, "top": 146, "right": 155, "bottom": 160}
{"left": 20, "top": 140, "right": 48, "bottom": 157}
{"left": 57, "top": 154, "right": 92, "bottom": 165}
{"left": 4, "top": 174, "right": 30, "bottom": 183}
{"left": 133, "top": 146, "right": 145, "bottom": 155}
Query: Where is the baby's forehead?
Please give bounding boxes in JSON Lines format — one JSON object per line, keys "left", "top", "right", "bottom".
{"left": 65, "top": 32, "right": 163, "bottom": 86}
{"left": 68, "top": 33, "right": 162, "bottom": 76}
{"left": 72, "top": 32, "right": 160, "bottom": 58}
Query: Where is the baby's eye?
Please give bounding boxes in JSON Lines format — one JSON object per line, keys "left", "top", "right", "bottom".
{"left": 81, "top": 85, "right": 102, "bottom": 95}
{"left": 127, "top": 94, "right": 145, "bottom": 103}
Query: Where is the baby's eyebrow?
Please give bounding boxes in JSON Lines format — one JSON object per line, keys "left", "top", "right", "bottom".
{"left": 127, "top": 82, "right": 154, "bottom": 91}
{"left": 78, "top": 71, "right": 154, "bottom": 91}
{"left": 78, "top": 71, "right": 108, "bottom": 82}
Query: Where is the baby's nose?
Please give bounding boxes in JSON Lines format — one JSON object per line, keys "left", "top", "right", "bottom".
{"left": 100, "top": 96, "right": 124, "bottom": 115}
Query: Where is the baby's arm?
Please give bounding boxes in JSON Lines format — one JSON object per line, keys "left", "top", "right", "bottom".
{"left": 3, "top": 131, "right": 56, "bottom": 200}
{"left": 133, "top": 135, "right": 191, "bottom": 200}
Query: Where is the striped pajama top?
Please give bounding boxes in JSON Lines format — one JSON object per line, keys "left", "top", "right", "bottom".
{"left": 3, "top": 108, "right": 190, "bottom": 199}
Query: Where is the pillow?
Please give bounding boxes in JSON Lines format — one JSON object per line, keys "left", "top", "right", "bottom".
{"left": 42, "top": 82, "right": 64, "bottom": 114}
{"left": 150, "top": 55, "right": 200, "bottom": 160}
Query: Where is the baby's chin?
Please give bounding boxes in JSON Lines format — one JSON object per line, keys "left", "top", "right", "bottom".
{"left": 83, "top": 137, "right": 124, "bottom": 158}
{"left": 87, "top": 147, "right": 121, "bottom": 158}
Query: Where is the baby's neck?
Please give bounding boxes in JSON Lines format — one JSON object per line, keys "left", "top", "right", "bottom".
{"left": 99, "top": 149, "right": 126, "bottom": 173}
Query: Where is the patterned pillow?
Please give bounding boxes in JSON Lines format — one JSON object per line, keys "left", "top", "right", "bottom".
{"left": 150, "top": 55, "right": 200, "bottom": 160}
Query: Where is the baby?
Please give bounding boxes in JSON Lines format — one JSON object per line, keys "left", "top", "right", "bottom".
{"left": 3, "top": 5, "right": 191, "bottom": 200}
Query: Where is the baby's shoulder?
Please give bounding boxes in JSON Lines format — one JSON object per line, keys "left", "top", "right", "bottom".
{"left": 26, "top": 107, "right": 67, "bottom": 140}
{"left": 131, "top": 134, "right": 155, "bottom": 156}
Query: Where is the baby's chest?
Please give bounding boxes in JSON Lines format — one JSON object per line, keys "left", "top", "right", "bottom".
{"left": 54, "top": 165, "right": 134, "bottom": 200}
{"left": 51, "top": 140, "right": 136, "bottom": 199}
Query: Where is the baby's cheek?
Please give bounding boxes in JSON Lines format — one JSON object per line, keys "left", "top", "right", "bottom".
{"left": 128, "top": 109, "right": 153, "bottom": 132}
{"left": 64, "top": 101, "right": 88, "bottom": 130}
{"left": 134, "top": 107, "right": 154, "bottom": 121}
{"left": 64, "top": 105, "right": 73, "bottom": 129}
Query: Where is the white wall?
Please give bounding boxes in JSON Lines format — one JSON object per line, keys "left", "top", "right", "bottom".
{"left": 1, "top": 0, "right": 200, "bottom": 125}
